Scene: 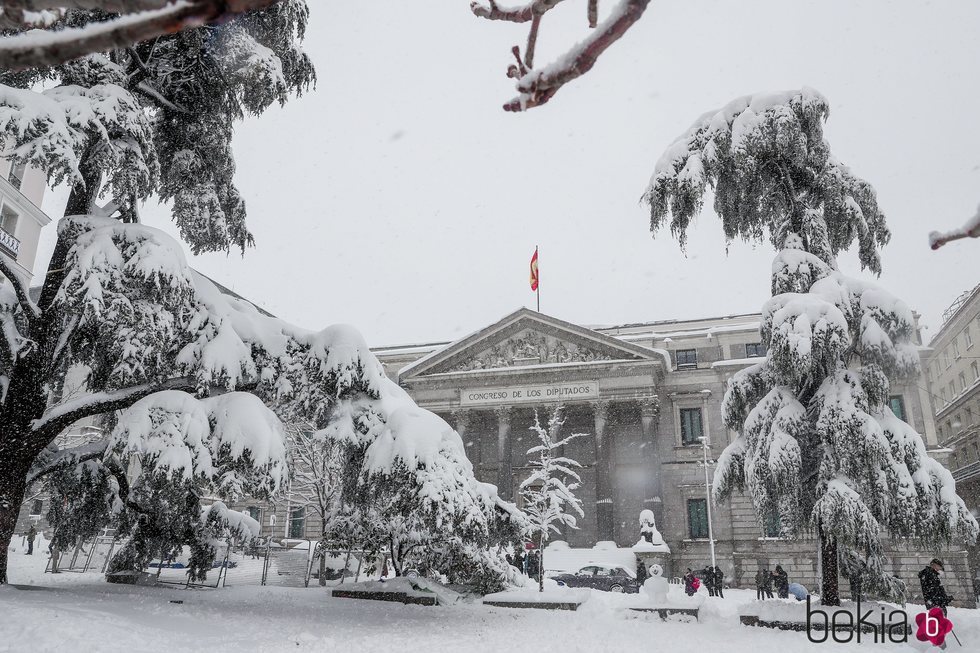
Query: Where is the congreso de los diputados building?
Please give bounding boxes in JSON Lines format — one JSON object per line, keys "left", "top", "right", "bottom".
{"left": 252, "top": 307, "right": 977, "bottom": 605}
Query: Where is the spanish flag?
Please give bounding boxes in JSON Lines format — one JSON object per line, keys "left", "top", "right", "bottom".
{"left": 529, "top": 247, "right": 539, "bottom": 291}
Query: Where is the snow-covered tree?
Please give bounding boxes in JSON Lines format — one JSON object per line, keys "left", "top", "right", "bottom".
{"left": 321, "top": 390, "right": 529, "bottom": 592}
{"left": 284, "top": 421, "right": 344, "bottom": 585}
{"left": 644, "top": 88, "right": 979, "bottom": 605}
{"left": 520, "top": 406, "right": 585, "bottom": 591}
{"left": 0, "top": 2, "right": 314, "bottom": 583}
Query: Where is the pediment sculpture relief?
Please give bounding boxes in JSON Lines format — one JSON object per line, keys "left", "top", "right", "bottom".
{"left": 448, "top": 330, "right": 613, "bottom": 372}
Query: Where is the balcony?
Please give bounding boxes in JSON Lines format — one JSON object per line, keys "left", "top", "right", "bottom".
{"left": 952, "top": 460, "right": 980, "bottom": 483}
{"left": 0, "top": 226, "right": 20, "bottom": 259}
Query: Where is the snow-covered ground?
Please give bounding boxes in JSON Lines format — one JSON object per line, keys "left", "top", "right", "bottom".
{"left": 2, "top": 553, "right": 978, "bottom": 652}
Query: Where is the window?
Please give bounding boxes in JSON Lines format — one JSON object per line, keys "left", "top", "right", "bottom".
{"left": 7, "top": 161, "right": 26, "bottom": 190}
{"left": 246, "top": 506, "right": 261, "bottom": 522}
{"left": 687, "top": 498, "right": 709, "bottom": 539}
{"left": 960, "top": 372, "right": 967, "bottom": 392}
{"left": 941, "top": 388, "right": 948, "bottom": 405}
{"left": 30, "top": 499, "right": 43, "bottom": 516}
{"left": 888, "top": 395, "right": 907, "bottom": 422}
{"left": 944, "top": 350, "right": 951, "bottom": 369}
{"left": 745, "top": 342, "right": 766, "bottom": 358}
{"left": 676, "top": 348, "right": 698, "bottom": 368}
{"left": 0, "top": 203, "right": 17, "bottom": 236}
{"left": 679, "top": 407, "right": 704, "bottom": 445}
{"left": 595, "top": 567, "right": 611, "bottom": 576}
{"left": 966, "top": 406, "right": 974, "bottom": 427}
{"left": 952, "top": 337, "right": 960, "bottom": 357}
{"left": 763, "top": 512, "right": 781, "bottom": 538}
{"left": 288, "top": 506, "right": 305, "bottom": 539}
{"left": 967, "top": 327, "right": 974, "bottom": 349}
{"left": 973, "top": 361, "right": 979, "bottom": 381}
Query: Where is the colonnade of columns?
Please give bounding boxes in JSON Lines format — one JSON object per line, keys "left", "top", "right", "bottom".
{"left": 451, "top": 396, "right": 661, "bottom": 541}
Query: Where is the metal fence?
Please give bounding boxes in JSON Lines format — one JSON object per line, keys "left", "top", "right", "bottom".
{"left": 41, "top": 536, "right": 384, "bottom": 590}
{"left": 152, "top": 543, "right": 234, "bottom": 589}
{"left": 45, "top": 535, "right": 118, "bottom": 574}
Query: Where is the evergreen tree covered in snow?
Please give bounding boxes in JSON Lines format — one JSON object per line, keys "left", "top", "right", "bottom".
{"left": 320, "top": 385, "right": 529, "bottom": 592}
{"left": 0, "top": 3, "right": 523, "bottom": 588}
{"left": 1, "top": 217, "right": 523, "bottom": 586}
{"left": 520, "top": 406, "right": 585, "bottom": 592}
{"left": 644, "top": 88, "right": 978, "bottom": 605}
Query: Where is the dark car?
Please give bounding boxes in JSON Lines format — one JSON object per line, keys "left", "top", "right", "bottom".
{"left": 551, "top": 564, "right": 639, "bottom": 593}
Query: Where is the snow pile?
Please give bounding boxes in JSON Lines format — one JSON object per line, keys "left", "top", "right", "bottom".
{"left": 483, "top": 587, "right": 591, "bottom": 605}
{"left": 542, "top": 541, "right": 637, "bottom": 574}
{"left": 335, "top": 577, "right": 461, "bottom": 605}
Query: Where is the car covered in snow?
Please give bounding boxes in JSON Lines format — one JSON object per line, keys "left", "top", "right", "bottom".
{"left": 550, "top": 563, "right": 639, "bottom": 593}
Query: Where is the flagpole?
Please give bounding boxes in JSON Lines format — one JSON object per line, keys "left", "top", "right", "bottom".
{"left": 535, "top": 245, "right": 540, "bottom": 312}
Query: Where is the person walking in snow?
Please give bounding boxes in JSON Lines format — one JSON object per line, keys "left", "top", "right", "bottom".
{"left": 26, "top": 525, "right": 36, "bottom": 555}
{"left": 919, "top": 558, "right": 953, "bottom": 614}
{"left": 636, "top": 560, "right": 648, "bottom": 586}
{"left": 756, "top": 566, "right": 773, "bottom": 600}
{"left": 512, "top": 549, "right": 525, "bottom": 574}
{"left": 713, "top": 565, "right": 725, "bottom": 598}
{"left": 773, "top": 564, "right": 789, "bottom": 599}
{"left": 701, "top": 565, "right": 715, "bottom": 596}
{"left": 683, "top": 568, "right": 698, "bottom": 596}
{"left": 527, "top": 550, "right": 539, "bottom": 581}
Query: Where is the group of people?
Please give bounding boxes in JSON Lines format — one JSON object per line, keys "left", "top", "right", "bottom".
{"left": 681, "top": 565, "right": 726, "bottom": 597}
{"left": 506, "top": 549, "right": 541, "bottom": 579}
{"left": 755, "top": 564, "right": 790, "bottom": 600}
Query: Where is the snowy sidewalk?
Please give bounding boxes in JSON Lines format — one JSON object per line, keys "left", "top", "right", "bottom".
{"left": 2, "top": 555, "right": 978, "bottom": 652}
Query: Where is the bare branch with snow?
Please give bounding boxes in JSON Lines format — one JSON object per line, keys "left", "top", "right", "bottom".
{"left": 472, "top": 0, "right": 650, "bottom": 112}
{"left": 0, "top": 0, "right": 283, "bottom": 72}
{"left": 929, "top": 204, "right": 980, "bottom": 250}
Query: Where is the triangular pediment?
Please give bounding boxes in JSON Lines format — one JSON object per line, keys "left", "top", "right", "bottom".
{"left": 399, "top": 308, "right": 662, "bottom": 379}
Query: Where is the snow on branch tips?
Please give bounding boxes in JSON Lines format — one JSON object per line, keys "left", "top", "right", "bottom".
{"left": 0, "top": 1, "right": 286, "bottom": 72}
{"left": 472, "top": 0, "right": 650, "bottom": 111}
{"left": 929, "top": 203, "right": 980, "bottom": 250}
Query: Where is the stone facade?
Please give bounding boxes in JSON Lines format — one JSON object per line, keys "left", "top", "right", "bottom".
{"left": 922, "top": 284, "right": 980, "bottom": 575}
{"left": 366, "top": 307, "right": 976, "bottom": 606}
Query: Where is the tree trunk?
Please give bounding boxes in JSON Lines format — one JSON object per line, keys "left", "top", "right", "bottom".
{"left": 538, "top": 547, "right": 544, "bottom": 593}
{"left": 820, "top": 529, "right": 840, "bottom": 606}
{"left": 319, "top": 547, "right": 327, "bottom": 586}
{"left": 0, "top": 446, "right": 33, "bottom": 584}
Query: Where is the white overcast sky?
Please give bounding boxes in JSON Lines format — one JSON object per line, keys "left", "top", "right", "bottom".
{"left": 35, "top": 0, "right": 980, "bottom": 347}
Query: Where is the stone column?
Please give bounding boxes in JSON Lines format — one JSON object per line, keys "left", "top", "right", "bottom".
{"left": 639, "top": 396, "right": 663, "bottom": 529}
{"left": 452, "top": 409, "right": 477, "bottom": 465}
{"left": 592, "top": 400, "right": 614, "bottom": 542}
{"left": 495, "top": 407, "right": 513, "bottom": 500}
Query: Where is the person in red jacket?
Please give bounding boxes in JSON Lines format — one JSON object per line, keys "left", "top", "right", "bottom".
{"left": 683, "top": 568, "right": 699, "bottom": 596}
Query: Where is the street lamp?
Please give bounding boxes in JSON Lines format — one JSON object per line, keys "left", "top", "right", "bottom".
{"left": 699, "top": 436, "right": 716, "bottom": 569}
